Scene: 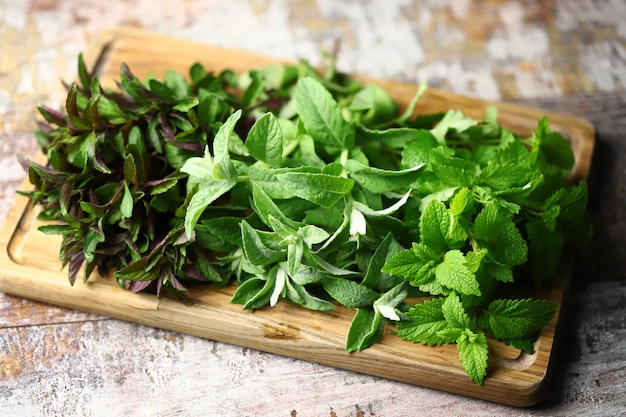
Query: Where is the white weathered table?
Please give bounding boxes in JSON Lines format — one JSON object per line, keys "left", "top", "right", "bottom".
{"left": 1, "top": 1, "right": 625, "bottom": 416}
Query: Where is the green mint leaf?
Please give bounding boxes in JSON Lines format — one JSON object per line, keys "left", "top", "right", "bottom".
{"left": 97, "top": 95, "right": 128, "bottom": 124}
{"left": 315, "top": 204, "right": 351, "bottom": 252}
{"left": 322, "top": 277, "right": 379, "bottom": 309}
{"left": 400, "top": 129, "right": 438, "bottom": 168}
{"left": 349, "top": 205, "right": 367, "bottom": 237}
{"left": 247, "top": 166, "right": 305, "bottom": 199}
{"left": 304, "top": 206, "right": 344, "bottom": 230}
{"left": 540, "top": 205, "right": 561, "bottom": 232}
{"left": 295, "top": 77, "right": 355, "bottom": 156}
{"left": 352, "top": 190, "right": 412, "bottom": 218}
{"left": 246, "top": 112, "right": 284, "bottom": 167}
{"left": 430, "top": 147, "right": 477, "bottom": 188}
{"left": 526, "top": 219, "right": 564, "bottom": 284}
{"left": 164, "top": 70, "right": 191, "bottom": 98}
{"left": 344, "top": 159, "right": 423, "bottom": 194}
{"left": 472, "top": 203, "right": 528, "bottom": 266}
{"left": 77, "top": 52, "right": 91, "bottom": 91}
{"left": 249, "top": 64, "right": 299, "bottom": 90}
{"left": 240, "top": 70, "right": 265, "bottom": 108}
{"left": 231, "top": 275, "right": 274, "bottom": 310}
{"left": 276, "top": 171, "right": 353, "bottom": 208}
{"left": 532, "top": 116, "right": 575, "bottom": 172}
{"left": 472, "top": 203, "right": 504, "bottom": 242}
{"left": 373, "top": 282, "right": 408, "bottom": 321}
{"left": 290, "top": 265, "right": 328, "bottom": 285}
{"left": 362, "top": 233, "right": 403, "bottom": 292}
{"left": 298, "top": 224, "right": 330, "bottom": 247}
{"left": 420, "top": 199, "right": 451, "bottom": 253}
{"left": 479, "top": 140, "right": 542, "bottom": 194}
{"left": 212, "top": 109, "right": 241, "bottom": 180}
{"left": 507, "top": 337, "right": 536, "bottom": 354}
{"left": 348, "top": 84, "right": 398, "bottom": 125}
{"left": 184, "top": 178, "right": 236, "bottom": 238}
{"left": 487, "top": 298, "right": 558, "bottom": 340}
{"left": 435, "top": 250, "right": 481, "bottom": 296}
{"left": 482, "top": 261, "right": 514, "bottom": 283}
{"left": 37, "top": 224, "right": 75, "bottom": 235}
{"left": 395, "top": 297, "right": 448, "bottom": 346}
{"left": 83, "top": 227, "right": 105, "bottom": 266}
{"left": 441, "top": 292, "right": 473, "bottom": 329}
{"left": 457, "top": 329, "right": 489, "bottom": 386}
{"left": 251, "top": 183, "right": 301, "bottom": 230}
{"left": 286, "top": 240, "right": 304, "bottom": 277}
{"left": 149, "top": 173, "right": 184, "bottom": 196}
{"left": 195, "top": 217, "right": 242, "bottom": 251}
{"left": 305, "top": 251, "right": 359, "bottom": 277}
{"left": 79, "top": 131, "right": 110, "bottom": 174}
{"left": 180, "top": 151, "right": 214, "bottom": 180}
{"left": 544, "top": 181, "right": 589, "bottom": 242}
{"left": 186, "top": 247, "right": 224, "bottom": 284}
{"left": 430, "top": 109, "right": 479, "bottom": 143}
{"left": 492, "top": 222, "right": 528, "bottom": 266}
{"left": 473, "top": 185, "right": 521, "bottom": 215}
{"left": 266, "top": 214, "right": 297, "bottom": 244}
{"left": 285, "top": 279, "right": 335, "bottom": 311}
{"left": 358, "top": 125, "right": 426, "bottom": 149}
{"left": 120, "top": 182, "right": 134, "bottom": 219}
{"left": 449, "top": 187, "right": 474, "bottom": 216}
{"left": 114, "top": 257, "right": 158, "bottom": 282}
{"left": 240, "top": 221, "right": 284, "bottom": 266}
{"left": 148, "top": 79, "right": 174, "bottom": 102}
{"left": 436, "top": 327, "right": 464, "bottom": 344}
{"left": 290, "top": 134, "right": 326, "bottom": 168}
{"left": 346, "top": 85, "right": 377, "bottom": 113}
{"left": 381, "top": 243, "right": 437, "bottom": 287}
{"left": 416, "top": 276, "right": 448, "bottom": 296}
{"left": 346, "top": 309, "right": 385, "bottom": 352}
{"left": 65, "top": 84, "right": 91, "bottom": 131}
{"left": 448, "top": 217, "right": 469, "bottom": 242}
{"left": 172, "top": 96, "right": 199, "bottom": 112}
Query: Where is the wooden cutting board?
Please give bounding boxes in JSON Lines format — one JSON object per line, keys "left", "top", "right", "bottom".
{"left": 0, "top": 27, "right": 595, "bottom": 407}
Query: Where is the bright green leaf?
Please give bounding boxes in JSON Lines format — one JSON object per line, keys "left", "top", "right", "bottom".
{"left": 295, "top": 77, "right": 355, "bottom": 155}
{"left": 346, "top": 309, "right": 385, "bottom": 352}
{"left": 246, "top": 112, "right": 284, "bottom": 167}
{"left": 184, "top": 178, "right": 236, "bottom": 238}
{"left": 435, "top": 250, "right": 481, "bottom": 296}
{"left": 276, "top": 171, "right": 353, "bottom": 208}
{"left": 120, "top": 182, "right": 133, "bottom": 218}
{"left": 488, "top": 298, "right": 558, "bottom": 340}
{"left": 322, "top": 277, "right": 379, "bottom": 309}
{"left": 395, "top": 297, "right": 448, "bottom": 346}
{"left": 457, "top": 329, "right": 489, "bottom": 386}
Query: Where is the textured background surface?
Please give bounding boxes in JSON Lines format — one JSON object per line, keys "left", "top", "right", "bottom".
{"left": 1, "top": 1, "right": 625, "bottom": 416}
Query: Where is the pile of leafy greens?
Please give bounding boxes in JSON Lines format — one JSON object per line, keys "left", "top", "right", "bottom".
{"left": 21, "top": 54, "right": 590, "bottom": 385}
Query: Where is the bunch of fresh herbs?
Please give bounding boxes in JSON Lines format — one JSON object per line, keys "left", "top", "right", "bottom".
{"left": 21, "top": 54, "right": 590, "bottom": 385}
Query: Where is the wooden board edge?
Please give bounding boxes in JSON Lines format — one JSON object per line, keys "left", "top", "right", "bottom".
{"left": 0, "top": 251, "right": 552, "bottom": 408}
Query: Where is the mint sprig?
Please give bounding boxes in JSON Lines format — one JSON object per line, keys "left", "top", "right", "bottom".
{"left": 21, "top": 54, "right": 590, "bottom": 385}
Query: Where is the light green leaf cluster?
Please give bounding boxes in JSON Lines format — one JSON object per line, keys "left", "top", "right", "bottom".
{"left": 383, "top": 112, "right": 589, "bottom": 385}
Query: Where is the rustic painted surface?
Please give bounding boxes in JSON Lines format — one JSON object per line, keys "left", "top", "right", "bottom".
{"left": 0, "top": 1, "right": 625, "bottom": 416}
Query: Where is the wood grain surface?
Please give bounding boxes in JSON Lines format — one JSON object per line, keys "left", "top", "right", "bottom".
{"left": 1, "top": 1, "right": 625, "bottom": 416}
